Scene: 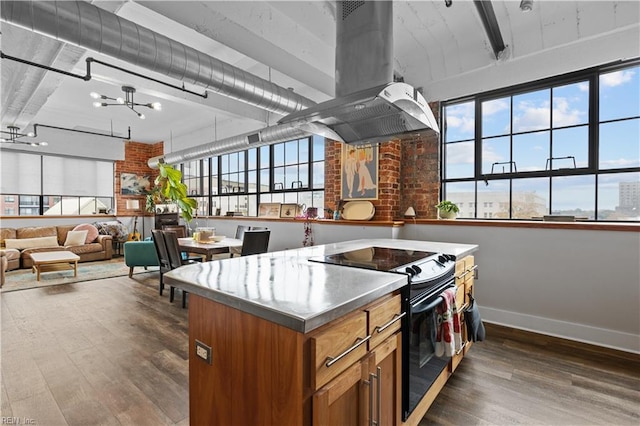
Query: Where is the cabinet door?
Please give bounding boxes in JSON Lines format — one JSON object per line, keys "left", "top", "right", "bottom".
{"left": 313, "top": 354, "right": 372, "bottom": 426}
{"left": 370, "top": 333, "right": 402, "bottom": 426}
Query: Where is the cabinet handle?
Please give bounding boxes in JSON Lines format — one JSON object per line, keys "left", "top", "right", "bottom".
{"left": 375, "top": 366, "right": 381, "bottom": 426}
{"left": 374, "top": 311, "right": 406, "bottom": 334}
{"left": 325, "top": 335, "right": 371, "bottom": 367}
{"left": 456, "top": 264, "right": 478, "bottom": 280}
{"left": 366, "top": 367, "right": 381, "bottom": 426}
{"left": 368, "top": 372, "right": 375, "bottom": 426}
{"left": 455, "top": 270, "right": 468, "bottom": 280}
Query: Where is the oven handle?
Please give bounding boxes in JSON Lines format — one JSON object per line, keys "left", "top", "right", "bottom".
{"left": 325, "top": 334, "right": 371, "bottom": 367}
{"left": 411, "top": 284, "right": 455, "bottom": 314}
{"left": 374, "top": 311, "right": 406, "bottom": 334}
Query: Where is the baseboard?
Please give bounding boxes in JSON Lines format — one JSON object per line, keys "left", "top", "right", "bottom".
{"left": 480, "top": 306, "right": 640, "bottom": 354}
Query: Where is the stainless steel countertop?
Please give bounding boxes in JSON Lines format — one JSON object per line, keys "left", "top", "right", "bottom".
{"left": 164, "top": 238, "right": 478, "bottom": 333}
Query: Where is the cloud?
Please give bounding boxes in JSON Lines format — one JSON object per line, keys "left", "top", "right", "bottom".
{"left": 600, "top": 158, "right": 639, "bottom": 168}
{"left": 446, "top": 115, "right": 475, "bottom": 135}
{"left": 513, "top": 101, "right": 550, "bottom": 132}
{"left": 483, "top": 99, "right": 509, "bottom": 115}
{"left": 446, "top": 102, "right": 475, "bottom": 135}
{"left": 552, "top": 97, "right": 585, "bottom": 127}
{"left": 481, "top": 145, "right": 503, "bottom": 163}
{"left": 600, "top": 70, "right": 635, "bottom": 88}
{"left": 578, "top": 82, "right": 589, "bottom": 92}
{"left": 513, "top": 97, "right": 585, "bottom": 131}
{"left": 446, "top": 141, "right": 474, "bottom": 165}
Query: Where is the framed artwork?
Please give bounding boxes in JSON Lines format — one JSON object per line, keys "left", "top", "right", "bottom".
{"left": 279, "top": 203, "right": 302, "bottom": 218}
{"left": 121, "top": 173, "right": 151, "bottom": 195}
{"left": 258, "top": 203, "right": 281, "bottom": 218}
{"left": 341, "top": 143, "right": 379, "bottom": 200}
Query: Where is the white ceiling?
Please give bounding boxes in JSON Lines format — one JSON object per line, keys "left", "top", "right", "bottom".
{"left": 1, "top": 1, "right": 638, "bottom": 157}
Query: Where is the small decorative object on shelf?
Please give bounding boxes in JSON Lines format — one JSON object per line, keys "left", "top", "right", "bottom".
{"left": 302, "top": 218, "right": 314, "bottom": 247}
{"left": 435, "top": 200, "right": 459, "bottom": 220}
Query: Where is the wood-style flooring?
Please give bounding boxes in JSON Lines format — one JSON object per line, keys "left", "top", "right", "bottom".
{"left": 1, "top": 273, "right": 638, "bottom": 425}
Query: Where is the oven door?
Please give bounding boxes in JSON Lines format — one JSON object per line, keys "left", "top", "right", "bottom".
{"left": 402, "top": 279, "right": 455, "bottom": 421}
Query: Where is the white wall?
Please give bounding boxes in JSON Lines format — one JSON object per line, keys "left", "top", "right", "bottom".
{"left": 401, "top": 224, "right": 640, "bottom": 354}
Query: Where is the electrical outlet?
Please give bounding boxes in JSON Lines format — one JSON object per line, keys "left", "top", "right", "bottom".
{"left": 195, "top": 340, "right": 212, "bottom": 365}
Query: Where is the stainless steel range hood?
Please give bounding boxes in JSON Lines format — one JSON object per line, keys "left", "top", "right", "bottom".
{"left": 279, "top": 0, "right": 439, "bottom": 145}
{"left": 279, "top": 81, "right": 439, "bottom": 145}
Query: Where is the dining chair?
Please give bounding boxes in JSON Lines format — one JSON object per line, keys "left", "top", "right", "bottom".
{"left": 240, "top": 229, "right": 271, "bottom": 256}
{"left": 162, "top": 224, "right": 201, "bottom": 262}
{"left": 162, "top": 225, "right": 188, "bottom": 237}
{"left": 235, "top": 225, "right": 251, "bottom": 240}
{"left": 151, "top": 229, "right": 172, "bottom": 296}
{"left": 162, "top": 230, "right": 202, "bottom": 308}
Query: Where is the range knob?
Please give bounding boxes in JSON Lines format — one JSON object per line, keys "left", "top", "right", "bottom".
{"left": 437, "top": 255, "right": 447, "bottom": 264}
{"left": 405, "top": 266, "right": 416, "bottom": 276}
{"left": 411, "top": 265, "right": 422, "bottom": 274}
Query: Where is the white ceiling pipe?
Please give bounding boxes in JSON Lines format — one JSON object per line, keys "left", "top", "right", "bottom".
{"left": 1, "top": 1, "right": 317, "bottom": 116}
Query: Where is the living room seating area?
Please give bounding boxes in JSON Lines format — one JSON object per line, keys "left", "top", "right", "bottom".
{"left": 0, "top": 224, "right": 113, "bottom": 270}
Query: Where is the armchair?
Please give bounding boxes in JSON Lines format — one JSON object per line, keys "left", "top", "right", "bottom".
{"left": 124, "top": 240, "right": 159, "bottom": 278}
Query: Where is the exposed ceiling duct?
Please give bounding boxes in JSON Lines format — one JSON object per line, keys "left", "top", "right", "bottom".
{"left": 0, "top": 0, "right": 316, "bottom": 116}
{"left": 279, "top": 1, "right": 439, "bottom": 145}
{"left": 148, "top": 123, "right": 308, "bottom": 168}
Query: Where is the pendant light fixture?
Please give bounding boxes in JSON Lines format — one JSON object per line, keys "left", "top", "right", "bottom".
{"left": 0, "top": 126, "right": 48, "bottom": 146}
{"left": 90, "top": 86, "right": 161, "bottom": 119}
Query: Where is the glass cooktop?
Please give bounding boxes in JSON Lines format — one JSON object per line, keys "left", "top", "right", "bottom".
{"left": 310, "top": 247, "right": 437, "bottom": 272}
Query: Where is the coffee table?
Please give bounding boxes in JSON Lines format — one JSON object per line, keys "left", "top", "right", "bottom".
{"left": 30, "top": 251, "right": 80, "bottom": 281}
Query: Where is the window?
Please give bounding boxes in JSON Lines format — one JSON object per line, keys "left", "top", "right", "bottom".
{"left": 188, "top": 136, "right": 325, "bottom": 217}
{"left": 442, "top": 60, "right": 639, "bottom": 221}
{"left": 0, "top": 152, "right": 114, "bottom": 216}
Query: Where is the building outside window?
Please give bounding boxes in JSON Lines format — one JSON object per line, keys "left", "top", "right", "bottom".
{"left": 442, "top": 60, "right": 639, "bottom": 221}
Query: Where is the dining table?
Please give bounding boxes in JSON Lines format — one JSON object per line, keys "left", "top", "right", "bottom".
{"left": 178, "top": 237, "right": 243, "bottom": 261}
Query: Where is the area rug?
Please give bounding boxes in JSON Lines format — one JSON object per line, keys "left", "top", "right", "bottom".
{"left": 1, "top": 260, "right": 159, "bottom": 293}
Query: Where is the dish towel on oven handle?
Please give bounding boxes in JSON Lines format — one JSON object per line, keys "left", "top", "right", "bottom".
{"left": 435, "top": 288, "right": 462, "bottom": 357}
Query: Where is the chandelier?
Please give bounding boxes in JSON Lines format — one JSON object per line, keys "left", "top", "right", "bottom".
{"left": 0, "top": 126, "right": 48, "bottom": 146}
{"left": 90, "top": 85, "right": 161, "bottom": 119}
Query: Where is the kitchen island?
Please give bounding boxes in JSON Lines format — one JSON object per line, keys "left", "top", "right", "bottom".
{"left": 164, "top": 238, "right": 478, "bottom": 425}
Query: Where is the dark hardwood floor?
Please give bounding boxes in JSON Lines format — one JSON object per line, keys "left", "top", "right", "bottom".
{"left": 1, "top": 273, "right": 638, "bottom": 425}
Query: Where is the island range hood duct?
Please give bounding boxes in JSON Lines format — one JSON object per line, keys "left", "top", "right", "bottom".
{"left": 279, "top": 1, "right": 439, "bottom": 145}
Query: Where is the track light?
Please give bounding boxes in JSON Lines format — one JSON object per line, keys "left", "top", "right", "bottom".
{"left": 0, "top": 125, "right": 48, "bottom": 146}
{"left": 89, "top": 86, "right": 161, "bottom": 119}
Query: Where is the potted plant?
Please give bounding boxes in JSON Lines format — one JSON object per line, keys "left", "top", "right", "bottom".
{"left": 435, "top": 200, "right": 459, "bottom": 220}
{"left": 146, "top": 160, "right": 198, "bottom": 222}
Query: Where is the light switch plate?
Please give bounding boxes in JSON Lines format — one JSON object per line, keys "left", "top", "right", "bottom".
{"left": 195, "top": 339, "right": 212, "bottom": 365}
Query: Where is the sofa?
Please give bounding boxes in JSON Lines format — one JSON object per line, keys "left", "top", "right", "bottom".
{"left": 0, "top": 224, "right": 113, "bottom": 270}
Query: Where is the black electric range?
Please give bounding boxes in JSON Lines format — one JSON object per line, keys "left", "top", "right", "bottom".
{"left": 310, "top": 246, "right": 456, "bottom": 297}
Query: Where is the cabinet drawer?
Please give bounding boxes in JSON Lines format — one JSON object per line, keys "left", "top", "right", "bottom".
{"left": 311, "top": 311, "right": 369, "bottom": 390}
{"left": 366, "top": 294, "right": 403, "bottom": 349}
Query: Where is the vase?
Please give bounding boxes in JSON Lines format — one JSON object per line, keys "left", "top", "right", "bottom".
{"left": 437, "top": 210, "right": 457, "bottom": 220}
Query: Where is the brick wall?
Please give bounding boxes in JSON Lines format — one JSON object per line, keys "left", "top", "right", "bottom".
{"left": 323, "top": 102, "right": 441, "bottom": 220}
{"left": 114, "top": 141, "right": 163, "bottom": 216}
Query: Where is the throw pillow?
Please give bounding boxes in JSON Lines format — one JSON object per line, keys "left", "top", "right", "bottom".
{"left": 4, "top": 236, "right": 60, "bottom": 250}
{"left": 73, "top": 223, "right": 100, "bottom": 243}
{"left": 64, "top": 230, "right": 88, "bottom": 246}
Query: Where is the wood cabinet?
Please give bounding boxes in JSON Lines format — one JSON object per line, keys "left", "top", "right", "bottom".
{"left": 451, "top": 255, "right": 477, "bottom": 372}
{"left": 312, "top": 294, "right": 403, "bottom": 425}
{"left": 188, "top": 291, "right": 403, "bottom": 426}
{"left": 187, "top": 259, "right": 478, "bottom": 425}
